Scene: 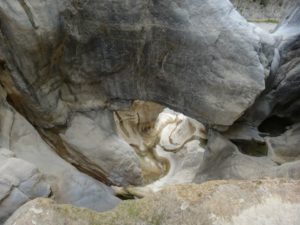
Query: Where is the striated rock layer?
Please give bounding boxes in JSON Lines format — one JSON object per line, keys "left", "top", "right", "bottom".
{"left": 115, "top": 101, "right": 207, "bottom": 189}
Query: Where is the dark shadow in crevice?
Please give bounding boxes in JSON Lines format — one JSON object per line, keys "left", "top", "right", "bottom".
{"left": 233, "top": 141, "right": 268, "bottom": 157}
{"left": 258, "top": 115, "right": 293, "bottom": 137}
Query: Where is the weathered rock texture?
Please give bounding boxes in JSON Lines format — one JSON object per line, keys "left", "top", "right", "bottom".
{"left": 194, "top": 131, "right": 300, "bottom": 183}
{"left": 231, "top": 0, "right": 293, "bottom": 21}
{"left": 266, "top": 123, "right": 300, "bottom": 164}
{"left": 5, "top": 179, "right": 300, "bottom": 225}
{"left": 239, "top": 2, "right": 300, "bottom": 127}
{"left": 0, "top": 0, "right": 269, "bottom": 129}
{"left": 0, "top": 0, "right": 278, "bottom": 196}
{"left": 1, "top": 0, "right": 300, "bottom": 223}
{"left": 0, "top": 148, "right": 50, "bottom": 223}
{"left": 0, "top": 86, "right": 120, "bottom": 215}
{"left": 115, "top": 101, "right": 206, "bottom": 189}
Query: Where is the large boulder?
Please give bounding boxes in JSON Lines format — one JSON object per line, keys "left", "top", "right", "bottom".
{"left": 5, "top": 179, "right": 300, "bottom": 225}
{"left": 0, "top": 0, "right": 269, "bottom": 129}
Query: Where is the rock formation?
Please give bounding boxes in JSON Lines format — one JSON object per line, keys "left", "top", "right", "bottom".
{"left": 0, "top": 148, "right": 50, "bottom": 223}
{"left": 5, "top": 179, "right": 300, "bottom": 225}
{"left": 0, "top": 0, "right": 271, "bottom": 128}
{"left": 0, "top": 0, "right": 300, "bottom": 224}
{"left": 115, "top": 101, "right": 206, "bottom": 190}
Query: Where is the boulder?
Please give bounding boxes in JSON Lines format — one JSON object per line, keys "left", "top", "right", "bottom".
{"left": 0, "top": 0, "right": 268, "bottom": 128}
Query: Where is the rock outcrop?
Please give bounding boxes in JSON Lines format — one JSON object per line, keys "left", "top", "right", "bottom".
{"left": 5, "top": 179, "right": 300, "bottom": 225}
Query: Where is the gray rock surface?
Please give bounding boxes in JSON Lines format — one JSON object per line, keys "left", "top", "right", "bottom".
{"left": 5, "top": 179, "right": 300, "bottom": 225}
{"left": 240, "top": 2, "right": 300, "bottom": 126}
{"left": 0, "top": 0, "right": 268, "bottom": 128}
{"left": 194, "top": 131, "right": 300, "bottom": 183}
{"left": 60, "top": 110, "right": 143, "bottom": 186}
{"left": 0, "top": 148, "right": 50, "bottom": 223}
{"left": 1, "top": 1, "right": 300, "bottom": 223}
{"left": 0, "top": 86, "right": 120, "bottom": 214}
{"left": 266, "top": 123, "right": 300, "bottom": 164}
{"left": 231, "top": 0, "right": 293, "bottom": 21}
{"left": 8, "top": 111, "right": 121, "bottom": 212}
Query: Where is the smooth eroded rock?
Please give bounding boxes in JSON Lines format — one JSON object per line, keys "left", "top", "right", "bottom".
{"left": 0, "top": 148, "right": 50, "bottom": 223}
{"left": 0, "top": 0, "right": 268, "bottom": 128}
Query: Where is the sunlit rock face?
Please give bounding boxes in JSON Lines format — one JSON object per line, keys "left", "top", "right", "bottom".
{"left": 114, "top": 101, "right": 206, "bottom": 189}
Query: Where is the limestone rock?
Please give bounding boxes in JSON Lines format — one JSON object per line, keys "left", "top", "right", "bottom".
{"left": 0, "top": 148, "right": 51, "bottom": 223}
{"left": 231, "top": 0, "right": 292, "bottom": 21}
{"left": 5, "top": 179, "right": 300, "bottom": 225}
{"left": 0, "top": 86, "right": 120, "bottom": 212}
{"left": 60, "top": 110, "right": 143, "bottom": 186}
{"left": 266, "top": 123, "right": 300, "bottom": 164}
{"left": 115, "top": 102, "right": 206, "bottom": 189}
{"left": 0, "top": 0, "right": 268, "bottom": 129}
{"left": 8, "top": 112, "right": 121, "bottom": 212}
{"left": 240, "top": 3, "right": 300, "bottom": 126}
{"left": 194, "top": 131, "right": 300, "bottom": 183}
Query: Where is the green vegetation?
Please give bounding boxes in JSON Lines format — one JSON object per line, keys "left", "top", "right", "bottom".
{"left": 248, "top": 18, "right": 279, "bottom": 23}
